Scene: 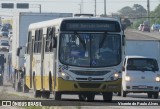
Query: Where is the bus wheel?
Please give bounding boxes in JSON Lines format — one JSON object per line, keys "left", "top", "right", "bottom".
{"left": 147, "top": 92, "right": 152, "bottom": 98}
{"left": 153, "top": 92, "right": 159, "bottom": 99}
{"left": 79, "top": 94, "right": 87, "bottom": 101}
{"left": 41, "top": 91, "right": 50, "bottom": 99}
{"left": 54, "top": 91, "right": 61, "bottom": 100}
{"left": 102, "top": 92, "right": 113, "bottom": 102}
{"left": 86, "top": 93, "right": 95, "bottom": 101}
{"left": 117, "top": 92, "right": 121, "bottom": 96}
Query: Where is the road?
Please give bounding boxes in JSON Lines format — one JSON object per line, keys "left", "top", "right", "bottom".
{"left": 125, "top": 29, "right": 160, "bottom": 40}
{"left": 0, "top": 29, "right": 160, "bottom": 108}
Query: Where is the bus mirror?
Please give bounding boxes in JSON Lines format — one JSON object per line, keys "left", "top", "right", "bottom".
{"left": 17, "top": 46, "right": 22, "bottom": 56}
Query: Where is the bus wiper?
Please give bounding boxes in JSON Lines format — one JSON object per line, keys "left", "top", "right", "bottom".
{"left": 98, "top": 32, "right": 107, "bottom": 54}
{"left": 74, "top": 32, "right": 86, "bottom": 51}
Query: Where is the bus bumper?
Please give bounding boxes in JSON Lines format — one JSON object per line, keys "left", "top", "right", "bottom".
{"left": 55, "top": 77, "right": 122, "bottom": 92}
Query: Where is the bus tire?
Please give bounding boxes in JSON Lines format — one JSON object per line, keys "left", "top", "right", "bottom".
{"left": 42, "top": 91, "right": 50, "bottom": 99}
{"left": 79, "top": 94, "right": 87, "bottom": 101}
{"left": 54, "top": 91, "right": 61, "bottom": 100}
{"left": 86, "top": 93, "right": 95, "bottom": 101}
{"left": 117, "top": 92, "right": 121, "bottom": 96}
{"left": 102, "top": 92, "right": 113, "bottom": 102}
{"left": 153, "top": 92, "right": 159, "bottom": 99}
{"left": 147, "top": 92, "right": 152, "bottom": 98}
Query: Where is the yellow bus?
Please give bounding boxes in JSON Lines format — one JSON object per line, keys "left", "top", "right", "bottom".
{"left": 24, "top": 17, "right": 125, "bottom": 101}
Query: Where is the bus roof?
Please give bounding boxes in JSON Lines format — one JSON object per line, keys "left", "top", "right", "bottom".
{"left": 28, "top": 17, "right": 121, "bottom": 30}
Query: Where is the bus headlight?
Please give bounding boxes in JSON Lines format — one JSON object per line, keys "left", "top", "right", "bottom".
{"left": 125, "top": 76, "right": 131, "bottom": 81}
{"left": 156, "top": 77, "right": 160, "bottom": 82}
{"left": 59, "top": 72, "right": 73, "bottom": 80}
{"left": 0, "top": 74, "right": 1, "bottom": 76}
{"left": 114, "top": 73, "right": 119, "bottom": 78}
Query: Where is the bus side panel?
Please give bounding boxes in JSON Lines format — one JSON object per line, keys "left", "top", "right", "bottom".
{"left": 25, "top": 54, "right": 31, "bottom": 88}
{"left": 43, "top": 52, "right": 54, "bottom": 90}
{"left": 32, "top": 55, "right": 42, "bottom": 90}
{"left": 43, "top": 53, "right": 50, "bottom": 90}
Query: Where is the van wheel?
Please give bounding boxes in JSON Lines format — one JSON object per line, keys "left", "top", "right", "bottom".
{"left": 153, "top": 92, "right": 159, "bottom": 99}
{"left": 102, "top": 92, "right": 113, "bottom": 102}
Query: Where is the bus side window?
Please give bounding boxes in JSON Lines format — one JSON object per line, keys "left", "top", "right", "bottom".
{"left": 45, "top": 27, "right": 55, "bottom": 52}
{"left": 45, "top": 27, "right": 51, "bottom": 52}
{"left": 34, "top": 30, "right": 39, "bottom": 53}
{"left": 27, "top": 31, "right": 32, "bottom": 54}
{"left": 38, "top": 29, "right": 43, "bottom": 53}
{"left": 50, "top": 27, "right": 56, "bottom": 52}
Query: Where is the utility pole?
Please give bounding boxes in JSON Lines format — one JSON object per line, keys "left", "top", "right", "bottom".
{"left": 104, "top": 0, "right": 106, "bottom": 16}
{"left": 95, "top": 0, "right": 96, "bottom": 16}
{"left": 147, "top": 0, "right": 150, "bottom": 27}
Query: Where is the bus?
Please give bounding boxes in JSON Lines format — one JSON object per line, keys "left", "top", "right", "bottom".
{"left": 23, "top": 17, "right": 125, "bottom": 101}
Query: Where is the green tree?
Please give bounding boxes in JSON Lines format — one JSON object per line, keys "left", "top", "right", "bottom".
{"left": 118, "top": 4, "right": 147, "bottom": 18}
{"left": 118, "top": 6, "right": 133, "bottom": 17}
{"left": 132, "top": 4, "right": 147, "bottom": 18}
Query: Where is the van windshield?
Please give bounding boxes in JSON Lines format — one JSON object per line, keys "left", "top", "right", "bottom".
{"left": 127, "top": 58, "right": 159, "bottom": 71}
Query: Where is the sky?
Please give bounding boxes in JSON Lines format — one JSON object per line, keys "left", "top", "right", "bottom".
{"left": 0, "top": 0, "right": 160, "bottom": 15}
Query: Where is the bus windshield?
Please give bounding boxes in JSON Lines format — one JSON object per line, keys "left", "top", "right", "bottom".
{"left": 59, "top": 33, "right": 121, "bottom": 67}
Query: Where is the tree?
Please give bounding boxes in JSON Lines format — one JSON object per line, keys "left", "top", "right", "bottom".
{"left": 118, "top": 4, "right": 147, "bottom": 18}
{"left": 132, "top": 4, "right": 147, "bottom": 17}
{"left": 118, "top": 6, "right": 133, "bottom": 17}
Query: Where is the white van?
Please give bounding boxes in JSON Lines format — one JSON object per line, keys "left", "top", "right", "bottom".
{"left": 122, "top": 56, "right": 160, "bottom": 99}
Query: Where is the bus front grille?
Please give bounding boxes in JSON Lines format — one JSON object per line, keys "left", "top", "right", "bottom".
{"left": 76, "top": 78, "right": 104, "bottom": 81}
{"left": 78, "top": 83, "right": 101, "bottom": 88}
{"left": 71, "top": 70, "right": 110, "bottom": 76}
